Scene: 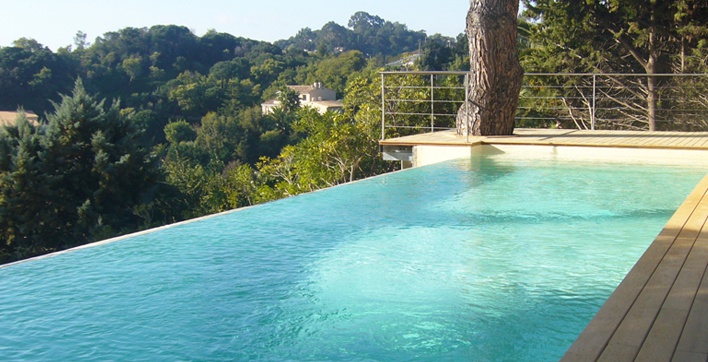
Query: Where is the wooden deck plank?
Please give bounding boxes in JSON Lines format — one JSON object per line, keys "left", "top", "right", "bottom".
{"left": 600, "top": 246, "right": 690, "bottom": 355}
{"left": 684, "top": 134, "right": 708, "bottom": 147}
{"left": 599, "top": 187, "right": 708, "bottom": 359}
{"left": 635, "top": 308, "right": 688, "bottom": 361}
{"left": 676, "top": 135, "right": 698, "bottom": 147}
{"left": 696, "top": 137, "right": 708, "bottom": 148}
{"left": 644, "top": 136, "right": 663, "bottom": 146}
{"left": 674, "top": 135, "right": 697, "bottom": 147}
{"left": 629, "top": 136, "right": 649, "bottom": 145}
{"left": 635, "top": 214, "right": 708, "bottom": 361}
{"left": 662, "top": 229, "right": 708, "bottom": 313}
{"left": 408, "top": 129, "right": 708, "bottom": 150}
{"left": 660, "top": 134, "right": 681, "bottom": 147}
{"left": 674, "top": 228, "right": 708, "bottom": 356}
{"left": 693, "top": 137, "right": 708, "bottom": 148}
{"left": 693, "top": 136, "right": 708, "bottom": 147}
{"left": 641, "top": 136, "right": 663, "bottom": 146}
{"left": 561, "top": 184, "right": 704, "bottom": 361}
{"left": 682, "top": 136, "right": 705, "bottom": 148}
{"left": 671, "top": 350, "right": 708, "bottom": 362}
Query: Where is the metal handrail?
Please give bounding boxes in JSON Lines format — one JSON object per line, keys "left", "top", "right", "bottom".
{"left": 381, "top": 71, "right": 472, "bottom": 142}
{"left": 381, "top": 72, "right": 708, "bottom": 139}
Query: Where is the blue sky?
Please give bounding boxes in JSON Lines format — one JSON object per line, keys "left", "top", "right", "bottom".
{"left": 2, "top": 0, "right": 469, "bottom": 51}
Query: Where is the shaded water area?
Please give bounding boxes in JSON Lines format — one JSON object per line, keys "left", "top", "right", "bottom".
{"left": 0, "top": 156, "right": 705, "bottom": 361}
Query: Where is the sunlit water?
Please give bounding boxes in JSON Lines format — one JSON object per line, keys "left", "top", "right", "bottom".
{"left": 0, "top": 156, "right": 705, "bottom": 361}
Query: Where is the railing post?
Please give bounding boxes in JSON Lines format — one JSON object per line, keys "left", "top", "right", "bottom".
{"left": 592, "top": 73, "right": 597, "bottom": 131}
{"left": 381, "top": 73, "right": 385, "bottom": 140}
{"left": 465, "top": 72, "right": 470, "bottom": 143}
{"left": 430, "top": 74, "right": 435, "bottom": 132}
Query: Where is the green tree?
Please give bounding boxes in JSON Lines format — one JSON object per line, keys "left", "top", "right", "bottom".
{"left": 164, "top": 119, "right": 196, "bottom": 144}
{"left": 0, "top": 40, "right": 77, "bottom": 114}
{"left": 0, "top": 114, "right": 47, "bottom": 261}
{"left": 166, "top": 71, "right": 225, "bottom": 119}
{"left": 523, "top": 0, "right": 708, "bottom": 130}
{"left": 122, "top": 55, "right": 144, "bottom": 82}
{"left": 257, "top": 66, "right": 394, "bottom": 200}
{"left": 417, "top": 34, "right": 456, "bottom": 71}
{"left": 0, "top": 80, "right": 157, "bottom": 262}
{"left": 235, "top": 106, "right": 289, "bottom": 163}
{"left": 195, "top": 112, "right": 241, "bottom": 165}
{"left": 306, "top": 50, "right": 367, "bottom": 95}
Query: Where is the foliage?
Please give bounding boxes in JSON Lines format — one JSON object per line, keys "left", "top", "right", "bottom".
{"left": 416, "top": 34, "right": 456, "bottom": 71}
{"left": 256, "top": 66, "right": 395, "bottom": 200}
{"left": 0, "top": 41, "right": 77, "bottom": 114}
{"left": 164, "top": 119, "right": 196, "bottom": 144}
{"left": 296, "top": 50, "right": 367, "bottom": 95}
{"left": 256, "top": 109, "right": 381, "bottom": 199}
{"left": 0, "top": 80, "right": 157, "bottom": 262}
{"left": 521, "top": 0, "right": 708, "bottom": 130}
{"left": 276, "top": 11, "right": 426, "bottom": 58}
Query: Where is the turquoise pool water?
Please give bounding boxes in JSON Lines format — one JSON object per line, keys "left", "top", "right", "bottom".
{"left": 0, "top": 156, "right": 705, "bottom": 361}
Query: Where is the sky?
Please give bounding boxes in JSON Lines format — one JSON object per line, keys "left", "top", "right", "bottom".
{"left": 2, "top": 0, "right": 469, "bottom": 51}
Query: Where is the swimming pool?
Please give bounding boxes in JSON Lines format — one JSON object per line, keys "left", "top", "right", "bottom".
{"left": 0, "top": 154, "right": 705, "bottom": 361}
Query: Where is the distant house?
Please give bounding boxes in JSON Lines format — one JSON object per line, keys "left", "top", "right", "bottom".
{"left": 0, "top": 110, "right": 40, "bottom": 127}
{"left": 261, "top": 82, "right": 344, "bottom": 115}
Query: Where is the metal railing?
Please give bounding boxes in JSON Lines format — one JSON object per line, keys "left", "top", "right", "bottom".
{"left": 381, "top": 72, "right": 708, "bottom": 140}
{"left": 381, "top": 71, "right": 469, "bottom": 140}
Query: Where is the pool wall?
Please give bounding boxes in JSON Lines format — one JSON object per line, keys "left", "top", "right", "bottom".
{"left": 413, "top": 143, "right": 708, "bottom": 167}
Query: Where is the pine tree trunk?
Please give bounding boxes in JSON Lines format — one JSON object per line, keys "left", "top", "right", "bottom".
{"left": 646, "top": 4, "right": 658, "bottom": 132}
{"left": 457, "top": 0, "right": 524, "bottom": 136}
{"left": 647, "top": 74, "right": 658, "bottom": 131}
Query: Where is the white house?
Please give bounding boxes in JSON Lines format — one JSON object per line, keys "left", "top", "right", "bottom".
{"left": 261, "top": 82, "right": 343, "bottom": 115}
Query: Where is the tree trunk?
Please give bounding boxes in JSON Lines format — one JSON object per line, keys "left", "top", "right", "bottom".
{"left": 646, "top": 4, "right": 658, "bottom": 132}
{"left": 457, "top": 0, "right": 524, "bottom": 136}
{"left": 647, "top": 74, "right": 658, "bottom": 131}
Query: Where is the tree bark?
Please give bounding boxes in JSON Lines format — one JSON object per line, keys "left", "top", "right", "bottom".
{"left": 646, "top": 3, "right": 658, "bottom": 131}
{"left": 457, "top": 0, "right": 524, "bottom": 136}
{"left": 647, "top": 73, "right": 658, "bottom": 131}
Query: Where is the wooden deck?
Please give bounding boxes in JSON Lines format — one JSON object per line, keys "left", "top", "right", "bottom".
{"left": 562, "top": 171, "right": 708, "bottom": 361}
{"left": 381, "top": 129, "right": 708, "bottom": 361}
{"left": 379, "top": 128, "right": 708, "bottom": 150}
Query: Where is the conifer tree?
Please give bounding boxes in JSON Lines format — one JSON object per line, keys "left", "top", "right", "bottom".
{"left": 0, "top": 80, "right": 157, "bottom": 262}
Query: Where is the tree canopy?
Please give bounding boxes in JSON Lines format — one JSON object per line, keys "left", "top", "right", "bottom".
{"left": 522, "top": 0, "right": 708, "bottom": 130}
{"left": 0, "top": 80, "right": 156, "bottom": 262}
{"left": 276, "top": 11, "right": 427, "bottom": 58}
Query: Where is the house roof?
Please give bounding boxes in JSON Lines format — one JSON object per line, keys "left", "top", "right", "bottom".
{"left": 0, "top": 111, "right": 40, "bottom": 127}
{"left": 288, "top": 85, "right": 315, "bottom": 94}
{"left": 287, "top": 82, "right": 333, "bottom": 95}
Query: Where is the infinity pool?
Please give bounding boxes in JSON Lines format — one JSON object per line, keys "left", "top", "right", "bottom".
{"left": 0, "top": 155, "right": 705, "bottom": 361}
